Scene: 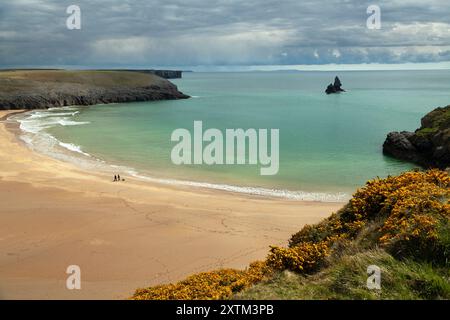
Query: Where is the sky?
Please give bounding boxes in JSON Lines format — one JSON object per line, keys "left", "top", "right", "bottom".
{"left": 1, "top": 0, "right": 450, "bottom": 70}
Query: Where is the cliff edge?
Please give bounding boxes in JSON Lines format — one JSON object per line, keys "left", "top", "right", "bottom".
{"left": 0, "top": 70, "right": 189, "bottom": 110}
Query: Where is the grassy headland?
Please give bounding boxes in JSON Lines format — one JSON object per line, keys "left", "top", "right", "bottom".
{"left": 0, "top": 69, "right": 189, "bottom": 110}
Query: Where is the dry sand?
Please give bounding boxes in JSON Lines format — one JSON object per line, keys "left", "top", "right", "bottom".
{"left": 0, "top": 110, "right": 342, "bottom": 299}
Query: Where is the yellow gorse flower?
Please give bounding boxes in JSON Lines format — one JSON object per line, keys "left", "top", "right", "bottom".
{"left": 132, "top": 261, "right": 271, "bottom": 300}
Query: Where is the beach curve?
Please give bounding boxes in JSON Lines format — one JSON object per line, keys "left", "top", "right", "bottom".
{"left": 0, "top": 110, "right": 341, "bottom": 299}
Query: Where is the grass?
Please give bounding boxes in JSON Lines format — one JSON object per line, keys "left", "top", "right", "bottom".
{"left": 0, "top": 69, "right": 167, "bottom": 93}
{"left": 234, "top": 248, "right": 450, "bottom": 300}
{"left": 416, "top": 107, "right": 450, "bottom": 137}
{"left": 416, "top": 127, "right": 439, "bottom": 137}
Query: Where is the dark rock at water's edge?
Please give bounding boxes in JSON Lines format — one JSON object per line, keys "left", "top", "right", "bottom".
{"left": 325, "top": 76, "right": 346, "bottom": 94}
{"left": 0, "top": 70, "right": 190, "bottom": 110}
{"left": 383, "top": 105, "right": 450, "bottom": 169}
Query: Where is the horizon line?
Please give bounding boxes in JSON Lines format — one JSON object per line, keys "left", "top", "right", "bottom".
{"left": 1, "top": 61, "right": 450, "bottom": 72}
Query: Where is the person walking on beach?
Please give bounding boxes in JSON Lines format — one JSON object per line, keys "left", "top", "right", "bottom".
{"left": 118, "top": 174, "right": 121, "bottom": 181}
{"left": 114, "top": 175, "right": 117, "bottom": 182}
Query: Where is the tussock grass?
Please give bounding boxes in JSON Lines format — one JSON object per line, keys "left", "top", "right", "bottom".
{"left": 235, "top": 249, "right": 450, "bottom": 300}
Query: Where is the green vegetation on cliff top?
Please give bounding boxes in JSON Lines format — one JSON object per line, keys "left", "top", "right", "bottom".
{"left": 0, "top": 69, "right": 168, "bottom": 92}
{"left": 416, "top": 106, "right": 450, "bottom": 137}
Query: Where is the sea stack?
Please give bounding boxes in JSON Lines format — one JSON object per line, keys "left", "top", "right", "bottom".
{"left": 325, "top": 76, "right": 345, "bottom": 94}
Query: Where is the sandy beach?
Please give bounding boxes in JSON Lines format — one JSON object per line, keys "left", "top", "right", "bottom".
{"left": 0, "top": 110, "right": 342, "bottom": 299}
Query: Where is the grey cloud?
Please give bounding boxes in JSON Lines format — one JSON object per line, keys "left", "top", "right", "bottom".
{"left": 1, "top": 0, "right": 450, "bottom": 68}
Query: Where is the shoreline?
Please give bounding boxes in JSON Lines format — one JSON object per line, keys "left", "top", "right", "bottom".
{"left": 11, "top": 108, "right": 351, "bottom": 203}
{"left": 0, "top": 109, "right": 342, "bottom": 299}
{"left": 0, "top": 109, "right": 27, "bottom": 121}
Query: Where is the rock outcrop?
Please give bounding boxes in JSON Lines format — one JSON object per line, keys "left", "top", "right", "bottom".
{"left": 0, "top": 70, "right": 189, "bottom": 110}
{"left": 148, "top": 70, "right": 183, "bottom": 79}
{"left": 325, "top": 76, "right": 345, "bottom": 94}
{"left": 383, "top": 105, "right": 450, "bottom": 169}
{"left": 103, "top": 69, "right": 184, "bottom": 79}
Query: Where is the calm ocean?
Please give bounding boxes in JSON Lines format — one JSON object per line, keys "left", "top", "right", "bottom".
{"left": 16, "top": 70, "right": 450, "bottom": 201}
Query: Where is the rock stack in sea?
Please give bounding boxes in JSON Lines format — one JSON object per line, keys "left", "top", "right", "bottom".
{"left": 325, "top": 76, "right": 345, "bottom": 94}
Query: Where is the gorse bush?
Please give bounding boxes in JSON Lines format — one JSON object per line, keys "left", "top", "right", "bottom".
{"left": 133, "top": 261, "right": 271, "bottom": 300}
{"left": 266, "top": 241, "right": 330, "bottom": 273}
{"left": 290, "top": 169, "right": 450, "bottom": 263}
{"left": 133, "top": 170, "right": 450, "bottom": 300}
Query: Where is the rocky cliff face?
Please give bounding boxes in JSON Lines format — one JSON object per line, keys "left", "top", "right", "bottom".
{"left": 102, "top": 69, "right": 184, "bottom": 79}
{"left": 148, "top": 70, "right": 183, "bottom": 79}
{"left": 0, "top": 70, "right": 189, "bottom": 110}
{"left": 383, "top": 105, "right": 450, "bottom": 169}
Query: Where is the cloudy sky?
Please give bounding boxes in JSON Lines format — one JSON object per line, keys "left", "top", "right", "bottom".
{"left": 1, "top": 0, "right": 450, "bottom": 69}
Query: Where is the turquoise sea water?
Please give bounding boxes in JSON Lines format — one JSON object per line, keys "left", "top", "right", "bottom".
{"left": 16, "top": 70, "right": 450, "bottom": 201}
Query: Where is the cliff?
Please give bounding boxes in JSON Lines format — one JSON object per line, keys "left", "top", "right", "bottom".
{"left": 148, "top": 70, "right": 183, "bottom": 79}
{"left": 383, "top": 105, "right": 450, "bottom": 169}
{"left": 0, "top": 70, "right": 189, "bottom": 110}
{"left": 100, "top": 69, "right": 184, "bottom": 79}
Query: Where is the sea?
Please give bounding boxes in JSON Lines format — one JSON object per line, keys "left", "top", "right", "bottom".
{"left": 12, "top": 70, "right": 450, "bottom": 202}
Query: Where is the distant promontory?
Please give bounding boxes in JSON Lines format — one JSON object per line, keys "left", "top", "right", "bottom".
{"left": 383, "top": 105, "right": 450, "bottom": 169}
{"left": 0, "top": 70, "right": 189, "bottom": 110}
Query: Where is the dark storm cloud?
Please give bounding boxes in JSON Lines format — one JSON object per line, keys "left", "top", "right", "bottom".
{"left": 1, "top": 0, "right": 450, "bottom": 67}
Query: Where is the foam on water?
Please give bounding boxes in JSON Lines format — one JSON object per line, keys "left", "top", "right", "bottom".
{"left": 13, "top": 108, "right": 94, "bottom": 162}
{"left": 18, "top": 109, "right": 89, "bottom": 134}
{"left": 58, "top": 142, "right": 91, "bottom": 157}
{"left": 130, "top": 172, "right": 350, "bottom": 202}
